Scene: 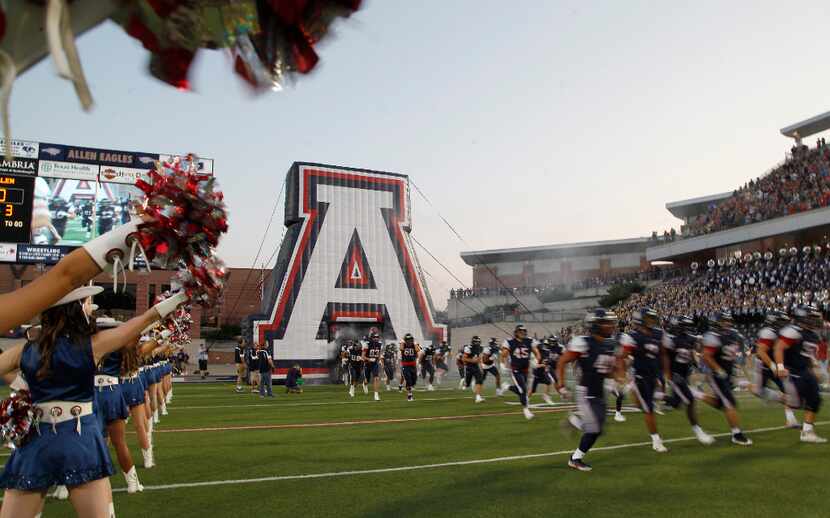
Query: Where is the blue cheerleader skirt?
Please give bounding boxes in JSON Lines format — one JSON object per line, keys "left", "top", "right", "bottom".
{"left": 139, "top": 368, "right": 150, "bottom": 389}
{"left": 147, "top": 366, "right": 160, "bottom": 386}
{"left": 0, "top": 414, "right": 114, "bottom": 490}
{"left": 121, "top": 377, "right": 146, "bottom": 407}
{"left": 94, "top": 386, "right": 129, "bottom": 431}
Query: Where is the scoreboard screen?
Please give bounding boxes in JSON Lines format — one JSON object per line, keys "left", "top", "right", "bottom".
{"left": 0, "top": 175, "right": 33, "bottom": 243}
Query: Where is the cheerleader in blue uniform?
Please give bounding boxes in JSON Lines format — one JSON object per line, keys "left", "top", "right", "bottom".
{"left": 120, "top": 341, "right": 153, "bottom": 469}
{"left": 0, "top": 286, "right": 188, "bottom": 518}
{"left": 94, "top": 318, "right": 143, "bottom": 494}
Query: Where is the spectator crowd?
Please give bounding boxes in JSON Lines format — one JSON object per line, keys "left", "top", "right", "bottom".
{"left": 681, "top": 139, "right": 830, "bottom": 237}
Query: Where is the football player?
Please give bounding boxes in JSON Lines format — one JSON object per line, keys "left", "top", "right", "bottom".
{"left": 383, "top": 342, "right": 397, "bottom": 391}
{"left": 557, "top": 309, "right": 620, "bottom": 472}
{"left": 456, "top": 347, "right": 467, "bottom": 390}
{"left": 362, "top": 333, "right": 384, "bottom": 401}
{"left": 420, "top": 342, "right": 436, "bottom": 391}
{"left": 480, "top": 338, "right": 504, "bottom": 396}
{"left": 502, "top": 325, "right": 541, "bottom": 419}
{"left": 774, "top": 305, "right": 827, "bottom": 443}
{"left": 618, "top": 308, "right": 668, "bottom": 453}
{"left": 463, "top": 336, "right": 486, "bottom": 403}
{"left": 347, "top": 339, "right": 365, "bottom": 398}
{"left": 400, "top": 333, "right": 421, "bottom": 401}
{"left": 753, "top": 310, "right": 800, "bottom": 428}
{"left": 434, "top": 341, "right": 450, "bottom": 385}
{"left": 700, "top": 311, "right": 752, "bottom": 446}
{"left": 662, "top": 315, "right": 715, "bottom": 445}
{"left": 529, "top": 337, "right": 556, "bottom": 405}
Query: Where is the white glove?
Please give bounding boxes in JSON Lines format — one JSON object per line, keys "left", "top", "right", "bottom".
{"left": 81, "top": 219, "right": 140, "bottom": 271}
{"left": 160, "top": 329, "right": 173, "bottom": 340}
{"left": 153, "top": 292, "right": 188, "bottom": 319}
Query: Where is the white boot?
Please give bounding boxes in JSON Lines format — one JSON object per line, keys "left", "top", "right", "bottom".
{"left": 124, "top": 466, "right": 144, "bottom": 493}
{"left": 542, "top": 394, "right": 554, "bottom": 405}
{"left": 374, "top": 392, "right": 380, "bottom": 401}
{"left": 496, "top": 387, "right": 504, "bottom": 396}
{"left": 458, "top": 379, "right": 465, "bottom": 390}
{"left": 475, "top": 394, "right": 485, "bottom": 403}
{"left": 109, "top": 501, "right": 116, "bottom": 518}
{"left": 362, "top": 383, "right": 368, "bottom": 394}
{"left": 153, "top": 410, "right": 159, "bottom": 424}
{"left": 652, "top": 436, "right": 669, "bottom": 453}
{"left": 161, "top": 402, "right": 168, "bottom": 416}
{"left": 522, "top": 407, "right": 535, "bottom": 420}
{"left": 614, "top": 411, "right": 626, "bottom": 422}
{"left": 142, "top": 446, "right": 155, "bottom": 468}
{"left": 349, "top": 385, "right": 355, "bottom": 398}
{"left": 52, "top": 484, "right": 69, "bottom": 500}
{"left": 166, "top": 391, "right": 172, "bottom": 404}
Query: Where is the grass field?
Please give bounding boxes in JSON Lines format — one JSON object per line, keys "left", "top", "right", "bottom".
{"left": 7, "top": 380, "right": 829, "bottom": 518}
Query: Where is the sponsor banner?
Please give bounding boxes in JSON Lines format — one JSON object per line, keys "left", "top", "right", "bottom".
{"left": 159, "top": 154, "right": 214, "bottom": 175}
{"left": 0, "top": 157, "right": 38, "bottom": 176}
{"left": 0, "top": 139, "right": 39, "bottom": 159}
{"left": 0, "top": 243, "right": 17, "bottom": 262}
{"left": 99, "top": 165, "right": 151, "bottom": 185}
{"left": 39, "top": 160, "right": 99, "bottom": 181}
{"left": 39, "top": 143, "right": 158, "bottom": 168}
{"left": 16, "top": 244, "right": 74, "bottom": 264}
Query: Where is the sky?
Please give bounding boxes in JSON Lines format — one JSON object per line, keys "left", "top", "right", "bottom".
{"left": 9, "top": 0, "right": 830, "bottom": 309}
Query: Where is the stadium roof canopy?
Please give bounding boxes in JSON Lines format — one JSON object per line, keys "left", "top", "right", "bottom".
{"left": 461, "top": 237, "right": 651, "bottom": 265}
{"left": 665, "top": 191, "right": 733, "bottom": 220}
{"left": 647, "top": 205, "right": 830, "bottom": 261}
{"left": 780, "top": 110, "right": 830, "bottom": 140}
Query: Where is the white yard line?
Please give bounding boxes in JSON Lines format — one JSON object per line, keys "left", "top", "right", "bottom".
{"left": 113, "top": 421, "right": 828, "bottom": 493}
{"left": 150, "top": 406, "right": 580, "bottom": 433}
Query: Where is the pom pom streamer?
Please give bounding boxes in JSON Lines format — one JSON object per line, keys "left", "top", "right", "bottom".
{"left": 0, "top": 390, "right": 35, "bottom": 448}
{"left": 135, "top": 154, "right": 228, "bottom": 306}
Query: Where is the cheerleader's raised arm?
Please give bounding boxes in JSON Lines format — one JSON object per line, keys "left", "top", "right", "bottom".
{"left": 91, "top": 292, "right": 189, "bottom": 364}
{"left": 0, "top": 219, "right": 142, "bottom": 333}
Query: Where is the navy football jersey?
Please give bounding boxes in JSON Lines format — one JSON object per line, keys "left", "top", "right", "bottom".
{"left": 348, "top": 343, "right": 364, "bottom": 363}
{"left": 422, "top": 345, "right": 436, "bottom": 363}
{"left": 362, "top": 340, "right": 383, "bottom": 362}
{"left": 502, "top": 338, "right": 536, "bottom": 371}
{"left": 663, "top": 332, "right": 696, "bottom": 377}
{"left": 620, "top": 329, "right": 663, "bottom": 379}
{"left": 463, "top": 343, "right": 482, "bottom": 360}
{"left": 481, "top": 345, "right": 499, "bottom": 367}
{"left": 547, "top": 343, "right": 563, "bottom": 366}
{"left": 568, "top": 335, "right": 617, "bottom": 397}
{"left": 779, "top": 324, "right": 819, "bottom": 373}
{"left": 383, "top": 345, "right": 397, "bottom": 364}
{"left": 703, "top": 329, "right": 741, "bottom": 375}
{"left": 401, "top": 343, "right": 419, "bottom": 366}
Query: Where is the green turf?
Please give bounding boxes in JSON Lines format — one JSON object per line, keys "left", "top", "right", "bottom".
{"left": 56, "top": 217, "right": 97, "bottom": 246}
{"left": 6, "top": 382, "right": 829, "bottom": 517}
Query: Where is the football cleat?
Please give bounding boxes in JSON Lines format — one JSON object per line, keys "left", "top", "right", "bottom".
{"left": 800, "top": 431, "right": 828, "bottom": 443}
{"left": 458, "top": 380, "right": 466, "bottom": 390}
{"left": 407, "top": 394, "right": 414, "bottom": 402}
{"left": 374, "top": 392, "right": 380, "bottom": 401}
{"left": 542, "top": 394, "right": 554, "bottom": 405}
{"left": 348, "top": 385, "right": 355, "bottom": 398}
{"left": 731, "top": 433, "right": 753, "bottom": 446}
{"left": 614, "top": 411, "right": 626, "bottom": 423}
{"left": 427, "top": 384, "right": 435, "bottom": 391}
{"left": 568, "top": 458, "right": 592, "bottom": 472}
{"left": 496, "top": 388, "right": 504, "bottom": 396}
{"left": 652, "top": 441, "right": 668, "bottom": 453}
{"left": 695, "top": 431, "right": 715, "bottom": 445}
{"left": 475, "top": 395, "right": 485, "bottom": 403}
{"left": 567, "top": 413, "right": 583, "bottom": 431}
{"left": 523, "top": 407, "right": 535, "bottom": 420}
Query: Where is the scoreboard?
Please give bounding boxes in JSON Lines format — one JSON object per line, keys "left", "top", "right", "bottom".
{"left": 0, "top": 174, "right": 33, "bottom": 243}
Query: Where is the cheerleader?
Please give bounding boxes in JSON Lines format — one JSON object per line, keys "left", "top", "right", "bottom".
{"left": 0, "top": 285, "right": 188, "bottom": 518}
{"left": 93, "top": 318, "right": 144, "bottom": 494}
{"left": 120, "top": 341, "right": 154, "bottom": 469}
